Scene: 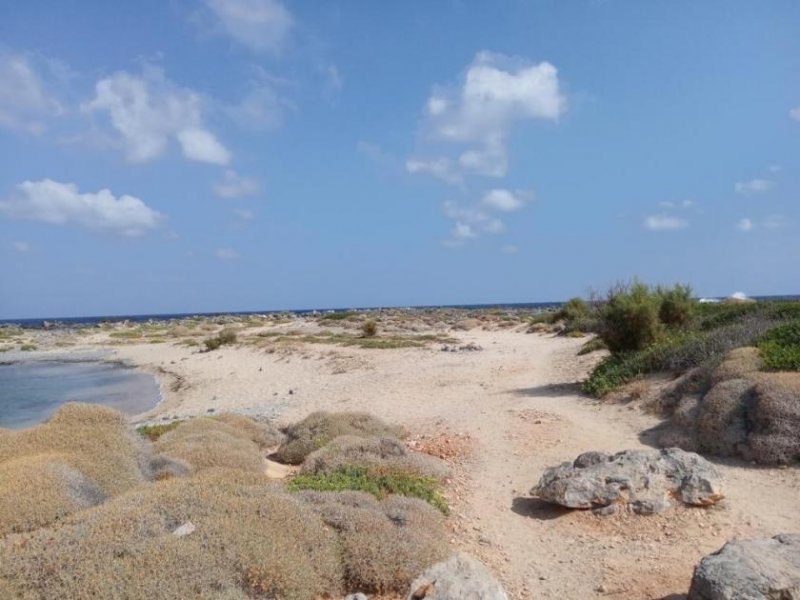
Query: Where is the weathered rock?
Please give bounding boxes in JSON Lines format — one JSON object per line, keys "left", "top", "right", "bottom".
{"left": 688, "top": 534, "right": 800, "bottom": 599}
{"left": 344, "top": 594, "right": 368, "bottom": 600}
{"left": 531, "top": 448, "right": 724, "bottom": 514}
{"left": 407, "top": 553, "right": 508, "bottom": 600}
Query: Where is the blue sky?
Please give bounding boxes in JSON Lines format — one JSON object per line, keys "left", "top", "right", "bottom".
{"left": 1, "top": 0, "right": 799, "bottom": 318}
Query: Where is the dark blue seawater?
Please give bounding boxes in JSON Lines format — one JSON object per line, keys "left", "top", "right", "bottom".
{"left": 0, "top": 361, "right": 161, "bottom": 429}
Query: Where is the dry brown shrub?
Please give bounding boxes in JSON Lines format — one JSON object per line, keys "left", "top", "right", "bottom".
{"left": 747, "top": 373, "right": 800, "bottom": 464}
{"left": 0, "top": 403, "right": 148, "bottom": 497}
{"left": 0, "top": 471, "right": 343, "bottom": 600}
{"left": 211, "top": 412, "right": 285, "bottom": 449}
{"left": 694, "top": 378, "right": 754, "bottom": 456}
{"left": 710, "top": 346, "right": 761, "bottom": 385}
{"left": 275, "top": 412, "right": 405, "bottom": 465}
{"left": 297, "top": 490, "right": 448, "bottom": 594}
{"left": 301, "top": 435, "right": 450, "bottom": 480}
{"left": 154, "top": 418, "right": 265, "bottom": 473}
{"left": 0, "top": 453, "right": 105, "bottom": 535}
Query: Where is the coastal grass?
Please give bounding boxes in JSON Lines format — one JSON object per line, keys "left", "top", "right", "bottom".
{"left": 319, "top": 311, "right": 359, "bottom": 321}
{"left": 254, "top": 330, "right": 456, "bottom": 350}
{"left": 136, "top": 420, "right": 184, "bottom": 441}
{"left": 758, "top": 321, "right": 800, "bottom": 371}
{"left": 288, "top": 466, "right": 449, "bottom": 514}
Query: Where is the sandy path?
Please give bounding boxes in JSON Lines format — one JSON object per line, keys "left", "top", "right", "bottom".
{"left": 113, "top": 330, "right": 800, "bottom": 600}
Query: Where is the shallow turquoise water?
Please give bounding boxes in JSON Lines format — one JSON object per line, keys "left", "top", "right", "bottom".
{"left": 0, "top": 361, "right": 161, "bottom": 429}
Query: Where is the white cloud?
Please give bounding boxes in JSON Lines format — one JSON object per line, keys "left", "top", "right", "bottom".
{"left": 215, "top": 247, "right": 240, "bottom": 259}
{"left": 482, "top": 188, "right": 526, "bottom": 212}
{"left": 326, "top": 65, "right": 343, "bottom": 93}
{"left": 411, "top": 51, "right": 566, "bottom": 180}
{"left": 0, "top": 179, "right": 163, "bottom": 236}
{"left": 643, "top": 214, "right": 688, "bottom": 231}
{"left": 227, "top": 80, "right": 285, "bottom": 131}
{"left": 0, "top": 53, "right": 63, "bottom": 134}
{"left": 12, "top": 241, "right": 31, "bottom": 253}
{"left": 83, "top": 68, "right": 231, "bottom": 165}
{"left": 405, "top": 157, "right": 462, "bottom": 185}
{"left": 768, "top": 164, "right": 782, "bottom": 173}
{"left": 234, "top": 208, "right": 254, "bottom": 221}
{"left": 452, "top": 221, "right": 476, "bottom": 240}
{"left": 734, "top": 178, "right": 774, "bottom": 195}
{"left": 204, "top": 0, "right": 293, "bottom": 54}
{"left": 737, "top": 218, "right": 753, "bottom": 232}
{"left": 790, "top": 107, "right": 800, "bottom": 121}
{"left": 501, "top": 244, "right": 519, "bottom": 254}
{"left": 659, "top": 200, "right": 694, "bottom": 209}
{"left": 214, "top": 170, "right": 260, "bottom": 198}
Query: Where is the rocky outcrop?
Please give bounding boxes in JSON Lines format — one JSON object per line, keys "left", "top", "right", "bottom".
{"left": 407, "top": 553, "right": 508, "bottom": 600}
{"left": 531, "top": 448, "right": 724, "bottom": 514}
{"left": 688, "top": 534, "right": 800, "bottom": 599}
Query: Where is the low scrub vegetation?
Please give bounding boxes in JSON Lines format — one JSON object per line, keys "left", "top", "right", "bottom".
{"left": 758, "top": 321, "right": 800, "bottom": 371}
{"left": 289, "top": 466, "right": 449, "bottom": 514}
{"left": 0, "top": 407, "right": 448, "bottom": 598}
{"left": 274, "top": 411, "right": 405, "bottom": 465}
{"left": 204, "top": 328, "right": 237, "bottom": 351}
{"left": 361, "top": 319, "right": 378, "bottom": 337}
{"left": 320, "top": 311, "right": 359, "bottom": 321}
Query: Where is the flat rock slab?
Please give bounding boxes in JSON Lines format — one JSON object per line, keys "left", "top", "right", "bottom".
{"left": 688, "top": 534, "right": 800, "bottom": 600}
{"left": 531, "top": 448, "right": 724, "bottom": 514}
{"left": 407, "top": 553, "right": 509, "bottom": 600}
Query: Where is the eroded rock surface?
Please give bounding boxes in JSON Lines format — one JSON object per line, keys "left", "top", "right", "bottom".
{"left": 688, "top": 534, "right": 800, "bottom": 600}
{"left": 407, "top": 553, "right": 509, "bottom": 600}
{"left": 531, "top": 448, "right": 724, "bottom": 514}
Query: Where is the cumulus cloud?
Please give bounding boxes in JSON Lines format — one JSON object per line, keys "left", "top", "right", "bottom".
{"left": 0, "top": 179, "right": 163, "bottom": 236}
{"left": 790, "top": 107, "right": 800, "bottom": 121}
{"left": 12, "top": 241, "right": 31, "bottom": 253}
{"left": 214, "top": 170, "right": 260, "bottom": 198}
{"left": 643, "top": 215, "right": 688, "bottom": 231}
{"left": 406, "top": 157, "right": 462, "bottom": 185}
{"left": 409, "top": 51, "right": 566, "bottom": 181}
{"left": 215, "top": 247, "right": 240, "bottom": 259}
{"left": 227, "top": 80, "right": 285, "bottom": 131}
{"left": 204, "top": 0, "right": 293, "bottom": 54}
{"left": 737, "top": 218, "right": 754, "bottom": 232}
{"left": 0, "top": 53, "right": 63, "bottom": 134}
{"left": 442, "top": 188, "right": 531, "bottom": 244}
{"left": 658, "top": 200, "right": 693, "bottom": 209}
{"left": 83, "top": 68, "right": 231, "bottom": 165}
{"left": 734, "top": 178, "right": 774, "bottom": 195}
{"left": 481, "top": 188, "right": 527, "bottom": 212}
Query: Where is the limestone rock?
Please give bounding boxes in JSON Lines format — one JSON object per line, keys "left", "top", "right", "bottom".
{"left": 688, "top": 534, "right": 800, "bottom": 599}
{"left": 531, "top": 448, "right": 724, "bottom": 513}
{"left": 407, "top": 553, "right": 508, "bottom": 600}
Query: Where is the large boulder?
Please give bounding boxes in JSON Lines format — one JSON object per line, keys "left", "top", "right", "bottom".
{"left": 531, "top": 448, "right": 724, "bottom": 514}
{"left": 688, "top": 534, "right": 800, "bottom": 599}
{"left": 407, "top": 553, "right": 508, "bottom": 600}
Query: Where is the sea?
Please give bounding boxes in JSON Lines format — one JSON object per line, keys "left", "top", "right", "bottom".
{"left": 0, "top": 360, "right": 161, "bottom": 429}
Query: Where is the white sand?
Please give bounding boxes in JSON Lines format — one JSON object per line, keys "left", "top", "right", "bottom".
{"left": 60, "top": 328, "right": 800, "bottom": 598}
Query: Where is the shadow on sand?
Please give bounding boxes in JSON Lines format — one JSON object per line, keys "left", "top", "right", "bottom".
{"left": 511, "top": 382, "right": 585, "bottom": 398}
{"left": 511, "top": 497, "right": 572, "bottom": 521}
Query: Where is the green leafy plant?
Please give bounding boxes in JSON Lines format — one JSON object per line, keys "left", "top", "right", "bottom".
{"left": 287, "top": 466, "right": 449, "bottom": 514}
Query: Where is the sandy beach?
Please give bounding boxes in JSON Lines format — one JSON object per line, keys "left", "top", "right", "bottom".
{"left": 11, "top": 314, "right": 797, "bottom": 599}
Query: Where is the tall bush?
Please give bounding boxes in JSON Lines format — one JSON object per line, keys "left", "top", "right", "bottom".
{"left": 599, "top": 281, "right": 662, "bottom": 352}
{"left": 658, "top": 284, "right": 695, "bottom": 328}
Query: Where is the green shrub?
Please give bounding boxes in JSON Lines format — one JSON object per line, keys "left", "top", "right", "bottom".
{"left": 19, "top": 344, "right": 37, "bottom": 351}
{"left": 758, "top": 321, "right": 800, "bottom": 371}
{"left": 321, "top": 311, "right": 358, "bottom": 321}
{"left": 288, "top": 466, "right": 449, "bottom": 514}
{"left": 361, "top": 320, "right": 378, "bottom": 338}
{"left": 204, "top": 329, "right": 237, "bottom": 351}
{"left": 599, "top": 281, "right": 663, "bottom": 352}
{"left": 577, "top": 337, "right": 607, "bottom": 355}
{"left": 657, "top": 284, "right": 695, "bottom": 327}
{"left": 136, "top": 421, "right": 184, "bottom": 441}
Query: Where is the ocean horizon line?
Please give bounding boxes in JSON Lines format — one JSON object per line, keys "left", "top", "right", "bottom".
{"left": 3, "top": 294, "right": 800, "bottom": 328}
